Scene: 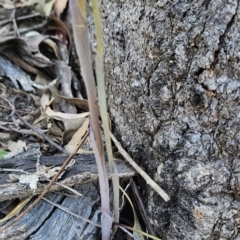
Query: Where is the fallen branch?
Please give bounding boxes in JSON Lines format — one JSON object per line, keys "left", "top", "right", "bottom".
{"left": 0, "top": 156, "right": 136, "bottom": 201}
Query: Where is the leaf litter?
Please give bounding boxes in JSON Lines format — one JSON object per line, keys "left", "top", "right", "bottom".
{"left": 0, "top": 0, "right": 92, "bottom": 230}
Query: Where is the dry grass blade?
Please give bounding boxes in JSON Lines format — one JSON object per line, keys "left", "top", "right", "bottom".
{"left": 91, "top": 0, "right": 119, "bottom": 224}
{"left": 64, "top": 117, "right": 90, "bottom": 153}
{"left": 119, "top": 186, "right": 144, "bottom": 240}
{"left": 69, "top": 0, "right": 111, "bottom": 239}
{"left": 0, "top": 198, "right": 31, "bottom": 223}
{"left": 117, "top": 224, "right": 162, "bottom": 240}
{"left": 110, "top": 132, "right": 170, "bottom": 202}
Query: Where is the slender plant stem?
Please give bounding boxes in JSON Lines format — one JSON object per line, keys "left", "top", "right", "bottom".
{"left": 69, "top": 0, "right": 112, "bottom": 239}
{"left": 91, "top": 0, "right": 119, "bottom": 224}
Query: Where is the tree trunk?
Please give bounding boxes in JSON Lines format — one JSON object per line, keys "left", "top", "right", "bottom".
{"left": 102, "top": 0, "right": 240, "bottom": 239}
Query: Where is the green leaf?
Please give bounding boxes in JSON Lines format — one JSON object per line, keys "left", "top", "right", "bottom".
{"left": 0, "top": 149, "right": 6, "bottom": 160}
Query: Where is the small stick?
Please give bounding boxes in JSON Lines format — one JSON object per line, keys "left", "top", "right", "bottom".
{"left": 0, "top": 129, "right": 89, "bottom": 233}
{"left": 131, "top": 181, "right": 156, "bottom": 236}
{"left": 3, "top": 20, "right": 47, "bottom": 37}
{"left": 110, "top": 132, "right": 170, "bottom": 202}
{"left": 15, "top": 112, "right": 69, "bottom": 155}
{"left": 11, "top": 9, "right": 20, "bottom": 37}
{"left": 0, "top": 168, "right": 29, "bottom": 174}
{"left": 42, "top": 197, "right": 100, "bottom": 227}
{"left": 0, "top": 104, "right": 33, "bottom": 114}
{"left": 2, "top": 97, "right": 20, "bottom": 130}
{"left": 0, "top": 12, "right": 41, "bottom": 26}
{"left": 45, "top": 180, "right": 82, "bottom": 197}
{"left": 4, "top": 126, "right": 47, "bottom": 137}
{"left": 9, "top": 96, "right": 20, "bottom": 129}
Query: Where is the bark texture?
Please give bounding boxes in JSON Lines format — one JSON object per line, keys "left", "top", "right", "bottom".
{"left": 0, "top": 184, "right": 101, "bottom": 240}
{"left": 101, "top": 0, "right": 240, "bottom": 239}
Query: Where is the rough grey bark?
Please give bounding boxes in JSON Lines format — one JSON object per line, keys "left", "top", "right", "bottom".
{"left": 101, "top": 0, "right": 240, "bottom": 239}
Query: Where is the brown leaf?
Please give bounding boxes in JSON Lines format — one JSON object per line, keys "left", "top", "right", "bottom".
{"left": 7, "top": 140, "right": 26, "bottom": 152}
{"left": 56, "top": 94, "right": 89, "bottom": 111}
{"left": 54, "top": 0, "right": 68, "bottom": 17}
{"left": 0, "top": 35, "right": 53, "bottom": 68}
{"left": 41, "top": 94, "right": 89, "bottom": 130}
{"left": 64, "top": 117, "right": 90, "bottom": 153}
{"left": 54, "top": 61, "right": 77, "bottom": 114}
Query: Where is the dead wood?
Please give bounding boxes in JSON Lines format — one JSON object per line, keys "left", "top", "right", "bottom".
{"left": 0, "top": 154, "right": 136, "bottom": 201}
{"left": 0, "top": 184, "right": 102, "bottom": 240}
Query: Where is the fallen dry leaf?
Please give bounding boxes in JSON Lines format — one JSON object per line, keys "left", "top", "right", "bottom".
{"left": 43, "top": 39, "right": 61, "bottom": 59}
{"left": 35, "top": 0, "right": 55, "bottom": 16}
{"left": 62, "top": 129, "right": 77, "bottom": 145}
{"left": 19, "top": 174, "right": 39, "bottom": 189}
{"left": 34, "top": 74, "right": 60, "bottom": 100}
{"left": 45, "top": 105, "right": 89, "bottom": 130}
{"left": 0, "top": 35, "right": 53, "bottom": 68}
{"left": 54, "top": 0, "right": 68, "bottom": 17}
{"left": 54, "top": 61, "right": 77, "bottom": 114}
{"left": 8, "top": 160, "right": 73, "bottom": 190}
{"left": 49, "top": 121, "right": 63, "bottom": 137}
{"left": 48, "top": 16, "right": 72, "bottom": 50}
{"left": 64, "top": 117, "right": 90, "bottom": 153}
{"left": 41, "top": 94, "right": 89, "bottom": 130}
{"left": 7, "top": 140, "right": 26, "bottom": 152}
{"left": 56, "top": 94, "right": 89, "bottom": 111}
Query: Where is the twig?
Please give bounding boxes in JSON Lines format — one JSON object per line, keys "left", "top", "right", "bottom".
{"left": 15, "top": 112, "right": 69, "bottom": 155}
{"left": 0, "top": 129, "right": 89, "bottom": 233}
{"left": 110, "top": 132, "right": 170, "bottom": 202}
{"left": 45, "top": 179, "right": 82, "bottom": 197}
{"left": 3, "top": 20, "right": 48, "bottom": 37}
{"left": 0, "top": 104, "right": 34, "bottom": 114}
{"left": 0, "top": 168, "right": 29, "bottom": 174}
{"left": 42, "top": 197, "right": 100, "bottom": 227}
{"left": 9, "top": 96, "right": 20, "bottom": 129}
{"left": 114, "top": 223, "right": 161, "bottom": 240}
{"left": 0, "top": 125, "right": 48, "bottom": 138}
{"left": 11, "top": 9, "right": 20, "bottom": 37}
{"left": 0, "top": 12, "right": 41, "bottom": 26}
{"left": 2, "top": 97, "right": 20, "bottom": 130}
{"left": 131, "top": 181, "right": 156, "bottom": 236}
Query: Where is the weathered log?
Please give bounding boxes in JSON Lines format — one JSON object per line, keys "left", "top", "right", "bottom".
{"left": 0, "top": 184, "right": 102, "bottom": 240}
{"left": 0, "top": 154, "right": 136, "bottom": 201}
